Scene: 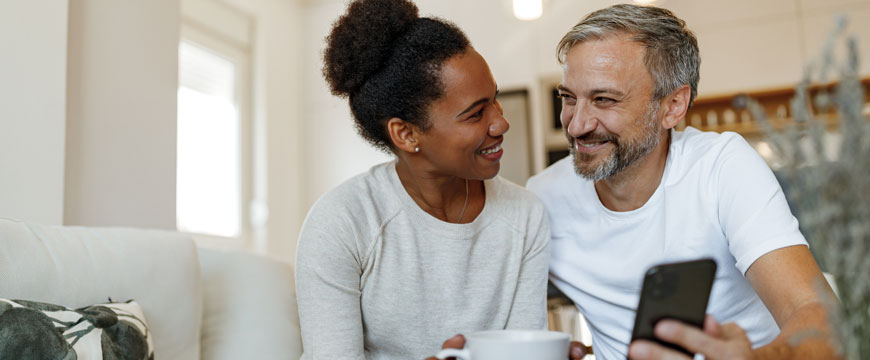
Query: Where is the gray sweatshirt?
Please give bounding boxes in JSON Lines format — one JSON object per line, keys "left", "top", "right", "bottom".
{"left": 295, "top": 161, "right": 550, "bottom": 360}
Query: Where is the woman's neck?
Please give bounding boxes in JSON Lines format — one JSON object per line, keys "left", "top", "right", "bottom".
{"left": 394, "top": 158, "right": 482, "bottom": 223}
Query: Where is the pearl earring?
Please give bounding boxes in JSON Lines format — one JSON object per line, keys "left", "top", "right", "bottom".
{"left": 414, "top": 146, "right": 420, "bottom": 153}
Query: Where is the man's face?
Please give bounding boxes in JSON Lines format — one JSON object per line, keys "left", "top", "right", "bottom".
{"left": 557, "top": 34, "right": 665, "bottom": 181}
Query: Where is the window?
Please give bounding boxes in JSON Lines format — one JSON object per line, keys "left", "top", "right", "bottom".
{"left": 176, "top": 29, "right": 251, "bottom": 241}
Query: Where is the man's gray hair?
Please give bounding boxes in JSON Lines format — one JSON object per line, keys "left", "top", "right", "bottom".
{"left": 557, "top": 4, "right": 700, "bottom": 106}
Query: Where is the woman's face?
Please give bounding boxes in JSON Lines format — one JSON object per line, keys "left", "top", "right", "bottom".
{"left": 415, "top": 48, "right": 509, "bottom": 180}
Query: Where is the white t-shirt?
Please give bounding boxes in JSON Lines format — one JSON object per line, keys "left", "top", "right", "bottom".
{"left": 527, "top": 127, "right": 807, "bottom": 360}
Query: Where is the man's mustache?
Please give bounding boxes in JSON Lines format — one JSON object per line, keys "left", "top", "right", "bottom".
{"left": 571, "top": 131, "right": 618, "bottom": 143}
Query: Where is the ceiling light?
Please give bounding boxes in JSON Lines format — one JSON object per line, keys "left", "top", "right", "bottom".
{"left": 513, "top": 0, "right": 542, "bottom": 21}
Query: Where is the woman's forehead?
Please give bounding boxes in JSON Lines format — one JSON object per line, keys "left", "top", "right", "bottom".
{"left": 436, "top": 49, "right": 497, "bottom": 112}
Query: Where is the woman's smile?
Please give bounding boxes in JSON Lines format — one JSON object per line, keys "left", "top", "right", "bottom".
{"left": 478, "top": 141, "right": 503, "bottom": 161}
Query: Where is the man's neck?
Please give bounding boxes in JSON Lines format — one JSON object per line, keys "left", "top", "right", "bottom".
{"left": 594, "top": 132, "right": 670, "bottom": 212}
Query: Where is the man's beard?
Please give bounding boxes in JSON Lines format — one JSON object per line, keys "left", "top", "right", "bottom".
{"left": 569, "top": 101, "right": 662, "bottom": 181}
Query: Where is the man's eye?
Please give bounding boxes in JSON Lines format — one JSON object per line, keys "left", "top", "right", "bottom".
{"left": 471, "top": 108, "right": 485, "bottom": 118}
{"left": 594, "top": 97, "right": 615, "bottom": 104}
{"left": 558, "top": 94, "right": 577, "bottom": 105}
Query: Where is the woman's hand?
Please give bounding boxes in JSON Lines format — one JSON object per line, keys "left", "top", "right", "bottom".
{"left": 425, "top": 334, "right": 590, "bottom": 360}
{"left": 424, "top": 334, "right": 466, "bottom": 360}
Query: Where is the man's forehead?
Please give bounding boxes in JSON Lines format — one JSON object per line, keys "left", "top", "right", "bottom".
{"left": 562, "top": 34, "right": 652, "bottom": 92}
{"left": 562, "top": 37, "right": 647, "bottom": 80}
{"left": 567, "top": 35, "right": 644, "bottom": 63}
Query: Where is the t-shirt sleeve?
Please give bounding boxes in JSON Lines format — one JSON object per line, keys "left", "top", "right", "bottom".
{"left": 715, "top": 135, "right": 808, "bottom": 275}
{"left": 505, "top": 199, "right": 550, "bottom": 330}
{"left": 295, "top": 200, "right": 366, "bottom": 360}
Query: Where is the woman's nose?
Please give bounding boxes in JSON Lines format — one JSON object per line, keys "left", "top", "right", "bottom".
{"left": 489, "top": 116, "right": 508, "bottom": 137}
{"left": 489, "top": 106, "right": 509, "bottom": 137}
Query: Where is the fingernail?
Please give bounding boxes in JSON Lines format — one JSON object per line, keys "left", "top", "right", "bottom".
{"left": 571, "top": 346, "right": 583, "bottom": 357}
{"left": 630, "top": 343, "right": 649, "bottom": 358}
{"left": 657, "top": 321, "right": 677, "bottom": 336}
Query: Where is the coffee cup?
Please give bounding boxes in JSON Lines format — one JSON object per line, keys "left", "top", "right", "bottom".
{"left": 434, "top": 329, "right": 570, "bottom": 360}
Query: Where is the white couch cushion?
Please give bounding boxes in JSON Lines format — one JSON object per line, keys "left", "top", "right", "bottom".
{"left": 0, "top": 217, "right": 202, "bottom": 360}
{"left": 198, "top": 246, "right": 302, "bottom": 360}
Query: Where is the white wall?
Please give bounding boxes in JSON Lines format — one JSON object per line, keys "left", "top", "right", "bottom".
{"left": 65, "top": 0, "right": 180, "bottom": 229}
{"left": 219, "top": 0, "right": 307, "bottom": 264}
{"left": 0, "top": 0, "right": 69, "bottom": 225}
{"left": 253, "top": 0, "right": 306, "bottom": 263}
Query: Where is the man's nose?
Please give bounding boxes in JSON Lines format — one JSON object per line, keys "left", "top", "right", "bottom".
{"left": 564, "top": 104, "right": 598, "bottom": 138}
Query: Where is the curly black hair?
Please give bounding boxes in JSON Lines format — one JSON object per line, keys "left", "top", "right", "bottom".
{"left": 323, "top": 0, "right": 470, "bottom": 153}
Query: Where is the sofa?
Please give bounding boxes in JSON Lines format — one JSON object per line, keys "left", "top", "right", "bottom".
{"left": 0, "top": 217, "right": 303, "bottom": 359}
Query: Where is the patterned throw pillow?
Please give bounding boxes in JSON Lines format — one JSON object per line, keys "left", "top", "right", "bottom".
{"left": 0, "top": 298, "right": 154, "bottom": 360}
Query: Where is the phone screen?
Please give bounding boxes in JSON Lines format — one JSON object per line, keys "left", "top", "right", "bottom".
{"left": 630, "top": 258, "right": 717, "bottom": 356}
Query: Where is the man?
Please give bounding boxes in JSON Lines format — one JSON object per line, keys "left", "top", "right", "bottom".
{"left": 526, "top": 4, "right": 837, "bottom": 360}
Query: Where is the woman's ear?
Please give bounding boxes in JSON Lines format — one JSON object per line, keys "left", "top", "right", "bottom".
{"left": 387, "top": 117, "right": 420, "bottom": 153}
{"left": 661, "top": 85, "right": 691, "bottom": 130}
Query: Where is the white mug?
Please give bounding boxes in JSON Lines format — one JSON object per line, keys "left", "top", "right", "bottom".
{"left": 435, "top": 329, "right": 570, "bottom": 360}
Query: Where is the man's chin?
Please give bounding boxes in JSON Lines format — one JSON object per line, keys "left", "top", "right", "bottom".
{"left": 573, "top": 159, "right": 610, "bottom": 181}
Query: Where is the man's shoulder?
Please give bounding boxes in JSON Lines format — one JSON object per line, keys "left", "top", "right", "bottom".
{"left": 670, "top": 127, "right": 756, "bottom": 170}
{"left": 672, "top": 127, "right": 747, "bottom": 153}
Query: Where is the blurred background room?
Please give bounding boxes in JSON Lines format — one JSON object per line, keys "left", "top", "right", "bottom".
{"left": 2, "top": 0, "right": 870, "bottom": 350}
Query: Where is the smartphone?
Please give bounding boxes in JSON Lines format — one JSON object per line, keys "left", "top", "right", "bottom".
{"left": 630, "top": 258, "right": 717, "bottom": 356}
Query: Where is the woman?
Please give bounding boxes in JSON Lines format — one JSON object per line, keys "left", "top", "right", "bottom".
{"left": 295, "top": 0, "right": 550, "bottom": 358}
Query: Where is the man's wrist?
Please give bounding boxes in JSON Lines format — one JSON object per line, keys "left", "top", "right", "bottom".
{"left": 752, "top": 341, "right": 792, "bottom": 360}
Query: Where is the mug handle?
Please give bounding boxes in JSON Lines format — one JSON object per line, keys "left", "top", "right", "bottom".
{"left": 435, "top": 348, "right": 471, "bottom": 360}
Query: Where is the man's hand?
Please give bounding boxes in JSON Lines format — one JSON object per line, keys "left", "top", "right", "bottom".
{"left": 424, "top": 334, "right": 466, "bottom": 360}
{"left": 570, "top": 341, "right": 593, "bottom": 359}
{"left": 628, "top": 315, "right": 754, "bottom": 360}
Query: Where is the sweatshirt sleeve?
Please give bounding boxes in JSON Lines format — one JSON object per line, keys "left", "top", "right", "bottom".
{"left": 295, "top": 200, "right": 367, "bottom": 360}
{"left": 504, "top": 199, "right": 551, "bottom": 330}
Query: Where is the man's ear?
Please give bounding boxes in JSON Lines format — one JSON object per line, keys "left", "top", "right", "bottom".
{"left": 387, "top": 117, "right": 420, "bottom": 153}
{"left": 661, "top": 85, "right": 691, "bottom": 130}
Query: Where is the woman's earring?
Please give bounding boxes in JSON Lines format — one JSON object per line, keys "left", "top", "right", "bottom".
{"left": 414, "top": 146, "right": 420, "bottom": 153}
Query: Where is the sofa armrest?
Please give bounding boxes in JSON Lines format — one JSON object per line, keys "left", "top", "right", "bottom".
{"left": 197, "top": 246, "right": 302, "bottom": 360}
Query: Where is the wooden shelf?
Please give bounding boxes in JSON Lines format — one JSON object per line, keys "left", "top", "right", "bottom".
{"left": 684, "top": 78, "right": 870, "bottom": 137}
{"left": 677, "top": 114, "right": 841, "bottom": 137}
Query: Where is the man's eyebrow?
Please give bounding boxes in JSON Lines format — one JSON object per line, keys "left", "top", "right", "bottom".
{"left": 556, "top": 84, "right": 572, "bottom": 94}
{"left": 588, "top": 88, "right": 626, "bottom": 97}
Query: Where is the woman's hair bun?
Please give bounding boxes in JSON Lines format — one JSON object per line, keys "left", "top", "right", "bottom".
{"left": 323, "top": 0, "right": 420, "bottom": 97}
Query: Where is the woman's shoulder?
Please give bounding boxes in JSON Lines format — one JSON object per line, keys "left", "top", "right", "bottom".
{"left": 489, "top": 176, "right": 541, "bottom": 200}
{"left": 486, "top": 176, "right": 546, "bottom": 217}
{"left": 303, "top": 162, "right": 399, "bottom": 230}
{"left": 483, "top": 177, "right": 549, "bottom": 246}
